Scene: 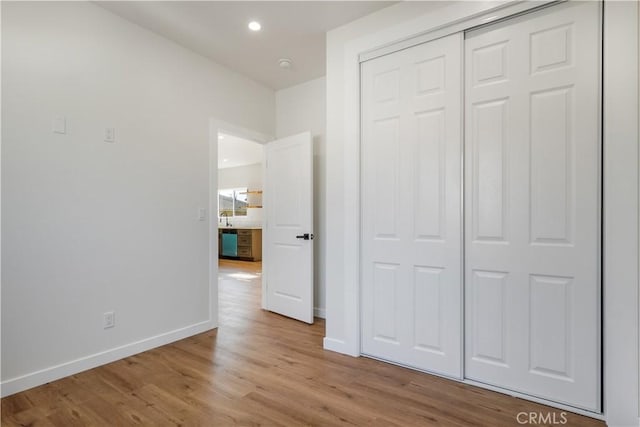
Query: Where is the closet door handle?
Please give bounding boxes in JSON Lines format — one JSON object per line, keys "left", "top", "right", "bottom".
{"left": 296, "top": 233, "right": 314, "bottom": 240}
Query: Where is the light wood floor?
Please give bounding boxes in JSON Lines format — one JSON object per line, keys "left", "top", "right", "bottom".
{"left": 2, "top": 259, "right": 604, "bottom": 426}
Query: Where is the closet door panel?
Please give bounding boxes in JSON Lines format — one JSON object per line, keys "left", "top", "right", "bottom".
{"left": 362, "top": 53, "right": 404, "bottom": 350}
{"left": 464, "top": 1, "right": 600, "bottom": 411}
{"left": 471, "top": 98, "right": 509, "bottom": 243}
{"left": 361, "top": 33, "right": 463, "bottom": 378}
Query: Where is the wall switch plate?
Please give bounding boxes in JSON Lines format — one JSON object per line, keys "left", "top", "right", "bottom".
{"left": 52, "top": 116, "right": 66, "bottom": 134}
{"left": 198, "top": 208, "right": 206, "bottom": 221}
{"left": 104, "top": 128, "right": 115, "bottom": 143}
{"left": 103, "top": 311, "right": 115, "bottom": 329}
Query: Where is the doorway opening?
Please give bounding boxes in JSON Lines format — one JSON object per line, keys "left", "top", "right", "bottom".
{"left": 208, "top": 119, "right": 272, "bottom": 329}
{"left": 216, "top": 131, "right": 265, "bottom": 313}
{"left": 209, "top": 119, "right": 315, "bottom": 329}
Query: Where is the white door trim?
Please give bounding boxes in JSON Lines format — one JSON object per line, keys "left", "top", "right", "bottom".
{"left": 602, "top": 1, "right": 639, "bottom": 425}
{"left": 208, "top": 118, "right": 273, "bottom": 327}
{"left": 325, "top": 0, "right": 639, "bottom": 424}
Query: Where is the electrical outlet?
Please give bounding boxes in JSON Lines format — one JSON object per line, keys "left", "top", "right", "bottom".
{"left": 103, "top": 311, "right": 115, "bottom": 329}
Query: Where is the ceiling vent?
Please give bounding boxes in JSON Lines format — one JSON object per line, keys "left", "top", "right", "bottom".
{"left": 278, "top": 58, "right": 292, "bottom": 70}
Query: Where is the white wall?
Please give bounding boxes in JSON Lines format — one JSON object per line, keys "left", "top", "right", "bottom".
{"left": 324, "top": 1, "right": 639, "bottom": 425}
{"left": 219, "top": 163, "right": 263, "bottom": 191}
{"left": 276, "top": 77, "right": 326, "bottom": 318}
{"left": 1, "top": 1, "right": 275, "bottom": 395}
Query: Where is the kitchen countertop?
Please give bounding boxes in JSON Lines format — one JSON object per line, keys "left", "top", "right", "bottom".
{"left": 218, "top": 226, "right": 262, "bottom": 230}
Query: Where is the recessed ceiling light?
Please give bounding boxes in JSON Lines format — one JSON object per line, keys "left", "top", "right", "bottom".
{"left": 248, "top": 21, "right": 261, "bottom": 31}
{"left": 223, "top": 158, "right": 229, "bottom": 162}
{"left": 218, "top": 133, "right": 225, "bottom": 140}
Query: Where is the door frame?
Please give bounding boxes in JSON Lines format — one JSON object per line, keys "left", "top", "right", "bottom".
{"left": 208, "top": 118, "right": 273, "bottom": 327}
{"left": 325, "top": 0, "right": 639, "bottom": 424}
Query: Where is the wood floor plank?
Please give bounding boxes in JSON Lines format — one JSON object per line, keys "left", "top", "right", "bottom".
{"left": 2, "top": 259, "right": 605, "bottom": 426}
{"left": 3, "top": 406, "right": 57, "bottom": 427}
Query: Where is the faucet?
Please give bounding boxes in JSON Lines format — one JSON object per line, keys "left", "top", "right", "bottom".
{"left": 220, "top": 211, "right": 231, "bottom": 227}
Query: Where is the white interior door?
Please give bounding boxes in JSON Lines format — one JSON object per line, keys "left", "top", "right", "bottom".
{"left": 361, "top": 33, "right": 463, "bottom": 378}
{"left": 464, "top": 1, "right": 601, "bottom": 411}
{"left": 264, "top": 132, "right": 314, "bottom": 324}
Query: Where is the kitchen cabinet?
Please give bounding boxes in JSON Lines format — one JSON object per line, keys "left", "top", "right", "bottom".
{"left": 218, "top": 228, "right": 262, "bottom": 261}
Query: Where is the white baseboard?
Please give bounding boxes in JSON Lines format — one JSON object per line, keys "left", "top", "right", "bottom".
{"left": 1, "top": 320, "right": 216, "bottom": 398}
{"left": 323, "top": 337, "right": 359, "bottom": 357}
{"left": 314, "top": 307, "right": 326, "bottom": 319}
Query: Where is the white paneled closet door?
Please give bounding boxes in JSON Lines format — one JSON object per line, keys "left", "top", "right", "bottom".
{"left": 464, "top": 1, "right": 601, "bottom": 411}
{"left": 361, "top": 33, "right": 463, "bottom": 378}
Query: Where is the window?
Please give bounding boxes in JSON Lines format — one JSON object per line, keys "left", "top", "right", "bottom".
{"left": 218, "top": 188, "right": 248, "bottom": 217}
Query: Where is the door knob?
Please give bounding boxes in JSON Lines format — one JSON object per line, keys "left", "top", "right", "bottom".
{"left": 296, "top": 233, "right": 314, "bottom": 240}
